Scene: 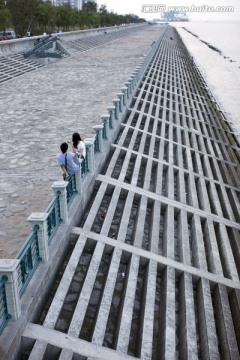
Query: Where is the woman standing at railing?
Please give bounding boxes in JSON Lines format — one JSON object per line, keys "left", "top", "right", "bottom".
{"left": 71, "top": 132, "right": 86, "bottom": 159}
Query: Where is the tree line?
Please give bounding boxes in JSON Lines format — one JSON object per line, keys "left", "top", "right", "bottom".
{"left": 0, "top": 0, "right": 145, "bottom": 37}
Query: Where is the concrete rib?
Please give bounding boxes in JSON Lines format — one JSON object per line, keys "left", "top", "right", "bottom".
{"left": 178, "top": 273, "right": 198, "bottom": 359}
{"left": 43, "top": 234, "right": 87, "bottom": 329}
{"left": 100, "top": 186, "right": 122, "bottom": 236}
{"left": 116, "top": 254, "right": 140, "bottom": 354}
{"left": 67, "top": 242, "right": 105, "bottom": 337}
{"left": 23, "top": 323, "right": 137, "bottom": 360}
{"left": 91, "top": 248, "right": 122, "bottom": 346}
{"left": 58, "top": 349, "right": 74, "bottom": 360}
{"left": 139, "top": 260, "right": 157, "bottom": 359}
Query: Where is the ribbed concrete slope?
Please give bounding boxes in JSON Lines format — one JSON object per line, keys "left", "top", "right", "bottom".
{"left": 0, "top": 53, "right": 43, "bottom": 84}
{"left": 60, "top": 24, "right": 147, "bottom": 55}
{"left": 22, "top": 27, "right": 240, "bottom": 360}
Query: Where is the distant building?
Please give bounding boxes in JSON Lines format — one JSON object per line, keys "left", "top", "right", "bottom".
{"left": 48, "top": 0, "right": 96, "bottom": 11}
{"left": 161, "top": 11, "right": 189, "bottom": 21}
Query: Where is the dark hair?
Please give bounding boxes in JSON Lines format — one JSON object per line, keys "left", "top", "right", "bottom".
{"left": 60, "top": 142, "right": 68, "bottom": 153}
{"left": 72, "top": 132, "right": 82, "bottom": 149}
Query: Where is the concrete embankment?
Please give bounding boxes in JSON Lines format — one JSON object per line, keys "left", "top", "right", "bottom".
{"left": 0, "top": 24, "right": 239, "bottom": 360}
{"left": 0, "top": 24, "right": 142, "bottom": 56}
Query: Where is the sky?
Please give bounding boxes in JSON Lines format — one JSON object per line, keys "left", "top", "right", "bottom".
{"left": 97, "top": 0, "right": 240, "bottom": 21}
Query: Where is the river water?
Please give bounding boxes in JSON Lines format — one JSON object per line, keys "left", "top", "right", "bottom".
{"left": 174, "top": 21, "right": 240, "bottom": 137}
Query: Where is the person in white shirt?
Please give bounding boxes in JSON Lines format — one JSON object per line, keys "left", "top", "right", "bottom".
{"left": 71, "top": 132, "right": 86, "bottom": 159}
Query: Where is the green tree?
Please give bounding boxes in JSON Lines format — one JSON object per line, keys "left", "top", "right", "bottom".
{"left": 7, "top": 0, "right": 40, "bottom": 36}
{"left": 77, "top": 10, "right": 88, "bottom": 29}
{"left": 0, "top": 8, "right": 12, "bottom": 31}
{"left": 99, "top": 4, "right": 107, "bottom": 14}
{"left": 82, "top": 1, "right": 97, "bottom": 12}
{"left": 55, "top": 5, "right": 75, "bottom": 31}
{"left": 123, "top": 13, "right": 141, "bottom": 24}
{"left": 86, "top": 11, "right": 100, "bottom": 28}
{"left": 35, "top": 2, "right": 56, "bottom": 33}
{"left": 4, "top": 0, "right": 142, "bottom": 36}
{"left": 70, "top": 9, "right": 80, "bottom": 30}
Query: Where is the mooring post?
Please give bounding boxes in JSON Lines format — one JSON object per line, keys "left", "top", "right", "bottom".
{"left": 51, "top": 181, "right": 68, "bottom": 224}
{"left": 0, "top": 259, "right": 21, "bottom": 320}
{"left": 113, "top": 98, "right": 120, "bottom": 120}
{"left": 93, "top": 125, "right": 104, "bottom": 152}
{"left": 129, "top": 76, "right": 136, "bottom": 90}
{"left": 84, "top": 138, "right": 95, "bottom": 173}
{"left": 117, "top": 92, "right": 124, "bottom": 112}
{"left": 133, "top": 68, "right": 139, "bottom": 82}
{"left": 121, "top": 87, "right": 128, "bottom": 106}
{"left": 132, "top": 71, "right": 138, "bottom": 87}
{"left": 135, "top": 65, "right": 141, "bottom": 79}
{"left": 127, "top": 78, "right": 133, "bottom": 94}
{"left": 107, "top": 106, "right": 115, "bottom": 129}
{"left": 27, "top": 212, "right": 49, "bottom": 262}
{"left": 125, "top": 81, "right": 131, "bottom": 98}
{"left": 100, "top": 114, "right": 110, "bottom": 140}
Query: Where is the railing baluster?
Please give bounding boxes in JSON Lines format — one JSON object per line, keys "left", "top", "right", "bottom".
{"left": 0, "top": 276, "right": 11, "bottom": 335}
{"left": 101, "top": 115, "right": 110, "bottom": 140}
{"left": 46, "top": 192, "right": 62, "bottom": 243}
{"left": 16, "top": 225, "right": 41, "bottom": 297}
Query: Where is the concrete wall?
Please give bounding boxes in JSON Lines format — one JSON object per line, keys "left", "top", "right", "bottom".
{"left": 0, "top": 24, "right": 144, "bottom": 57}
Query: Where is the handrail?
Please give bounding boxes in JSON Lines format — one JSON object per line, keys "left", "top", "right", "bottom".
{"left": 16, "top": 225, "right": 41, "bottom": 297}
{"left": 81, "top": 149, "right": 89, "bottom": 177}
{"left": 23, "top": 37, "right": 63, "bottom": 59}
{"left": 66, "top": 174, "right": 77, "bottom": 206}
{"left": 102, "top": 121, "right": 107, "bottom": 139}
{"left": 94, "top": 132, "right": 100, "bottom": 154}
{"left": 46, "top": 191, "right": 62, "bottom": 244}
{"left": 24, "top": 36, "right": 51, "bottom": 58}
{"left": 0, "top": 275, "right": 10, "bottom": 335}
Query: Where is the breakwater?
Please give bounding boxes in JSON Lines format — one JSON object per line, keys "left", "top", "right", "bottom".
{"left": 0, "top": 25, "right": 240, "bottom": 359}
